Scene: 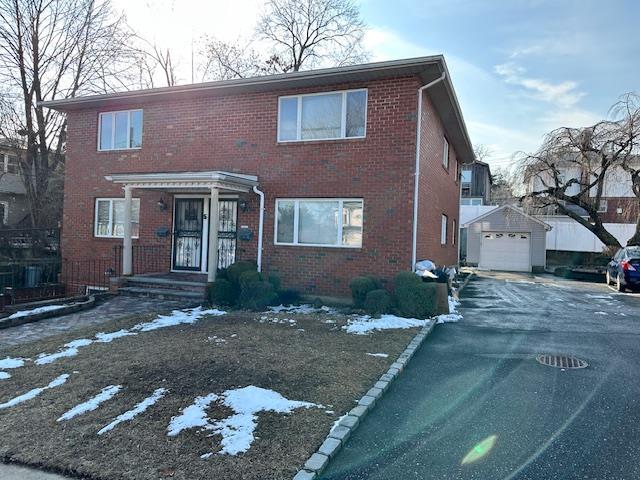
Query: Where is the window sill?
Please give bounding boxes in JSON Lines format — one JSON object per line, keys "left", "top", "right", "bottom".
{"left": 277, "top": 136, "right": 366, "bottom": 145}
{"left": 274, "top": 242, "right": 362, "bottom": 249}
{"left": 94, "top": 236, "right": 140, "bottom": 240}
{"left": 97, "top": 147, "right": 142, "bottom": 153}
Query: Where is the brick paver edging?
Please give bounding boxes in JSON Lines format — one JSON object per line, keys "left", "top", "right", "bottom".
{"left": 293, "top": 319, "right": 437, "bottom": 480}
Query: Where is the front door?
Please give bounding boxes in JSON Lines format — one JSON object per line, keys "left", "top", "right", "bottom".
{"left": 173, "top": 198, "right": 204, "bottom": 271}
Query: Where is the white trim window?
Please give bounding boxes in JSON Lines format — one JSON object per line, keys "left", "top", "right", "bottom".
{"left": 461, "top": 169, "right": 472, "bottom": 183}
{"left": 443, "top": 137, "right": 450, "bottom": 169}
{"left": 275, "top": 198, "right": 363, "bottom": 247}
{"left": 278, "top": 89, "right": 367, "bottom": 142}
{"left": 441, "top": 214, "right": 448, "bottom": 245}
{"left": 94, "top": 198, "right": 140, "bottom": 238}
{"left": 98, "top": 109, "right": 143, "bottom": 151}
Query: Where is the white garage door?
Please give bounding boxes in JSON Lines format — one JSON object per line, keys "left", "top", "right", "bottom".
{"left": 479, "top": 232, "right": 531, "bottom": 272}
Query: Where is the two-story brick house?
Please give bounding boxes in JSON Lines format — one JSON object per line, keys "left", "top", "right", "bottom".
{"left": 42, "top": 56, "right": 473, "bottom": 298}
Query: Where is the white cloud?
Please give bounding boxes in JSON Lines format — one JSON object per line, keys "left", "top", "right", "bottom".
{"left": 494, "top": 61, "right": 585, "bottom": 107}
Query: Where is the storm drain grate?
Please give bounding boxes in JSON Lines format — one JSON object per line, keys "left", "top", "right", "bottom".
{"left": 536, "top": 354, "right": 588, "bottom": 369}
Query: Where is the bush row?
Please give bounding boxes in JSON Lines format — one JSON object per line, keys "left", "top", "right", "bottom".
{"left": 207, "top": 261, "right": 299, "bottom": 310}
{"left": 349, "top": 271, "right": 445, "bottom": 319}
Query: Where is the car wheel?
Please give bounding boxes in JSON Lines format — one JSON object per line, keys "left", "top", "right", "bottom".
{"left": 617, "top": 274, "right": 626, "bottom": 292}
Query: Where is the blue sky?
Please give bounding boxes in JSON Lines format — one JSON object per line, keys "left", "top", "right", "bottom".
{"left": 115, "top": 0, "right": 640, "bottom": 171}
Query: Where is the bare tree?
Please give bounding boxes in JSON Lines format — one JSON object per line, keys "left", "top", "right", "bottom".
{"left": 201, "top": 0, "right": 368, "bottom": 80}
{"left": 0, "top": 0, "right": 133, "bottom": 228}
{"left": 518, "top": 93, "right": 640, "bottom": 249}
{"left": 473, "top": 143, "right": 493, "bottom": 163}
{"left": 132, "top": 37, "right": 179, "bottom": 88}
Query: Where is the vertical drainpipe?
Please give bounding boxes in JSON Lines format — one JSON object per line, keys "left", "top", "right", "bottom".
{"left": 411, "top": 72, "right": 447, "bottom": 271}
{"left": 253, "top": 185, "right": 265, "bottom": 272}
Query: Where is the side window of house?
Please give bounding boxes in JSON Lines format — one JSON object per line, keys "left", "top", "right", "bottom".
{"left": 3, "top": 154, "right": 19, "bottom": 174}
{"left": 275, "top": 199, "right": 363, "bottom": 247}
{"left": 452, "top": 219, "right": 457, "bottom": 245}
{"left": 441, "top": 214, "right": 448, "bottom": 245}
{"left": 99, "top": 110, "right": 143, "bottom": 151}
{"left": 278, "top": 89, "right": 367, "bottom": 142}
{"left": 461, "top": 169, "right": 472, "bottom": 183}
{"left": 95, "top": 198, "right": 140, "bottom": 238}
{"left": 442, "top": 137, "right": 450, "bottom": 169}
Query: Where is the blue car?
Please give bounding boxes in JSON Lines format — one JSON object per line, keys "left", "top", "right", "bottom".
{"left": 606, "top": 246, "right": 640, "bottom": 292}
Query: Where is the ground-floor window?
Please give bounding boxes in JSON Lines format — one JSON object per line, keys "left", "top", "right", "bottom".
{"left": 94, "top": 198, "right": 140, "bottom": 238}
{"left": 275, "top": 198, "right": 363, "bottom": 247}
{"left": 441, "top": 214, "right": 448, "bottom": 245}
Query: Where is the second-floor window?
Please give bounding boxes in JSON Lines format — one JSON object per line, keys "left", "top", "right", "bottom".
{"left": 278, "top": 89, "right": 367, "bottom": 142}
{"left": 3, "top": 154, "right": 18, "bottom": 174}
{"left": 461, "top": 169, "right": 472, "bottom": 183}
{"left": 443, "top": 137, "right": 450, "bottom": 169}
{"left": 99, "top": 110, "right": 143, "bottom": 151}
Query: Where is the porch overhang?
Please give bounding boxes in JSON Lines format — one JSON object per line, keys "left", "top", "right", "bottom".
{"left": 105, "top": 170, "right": 258, "bottom": 192}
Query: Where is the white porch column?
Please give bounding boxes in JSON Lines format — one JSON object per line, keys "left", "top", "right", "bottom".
{"left": 122, "top": 185, "right": 133, "bottom": 276}
{"left": 207, "top": 186, "right": 220, "bottom": 283}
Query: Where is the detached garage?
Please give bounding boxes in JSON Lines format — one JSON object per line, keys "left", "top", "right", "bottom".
{"left": 463, "top": 205, "right": 551, "bottom": 273}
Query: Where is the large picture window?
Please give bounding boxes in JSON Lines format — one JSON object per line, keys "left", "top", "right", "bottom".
{"left": 278, "top": 89, "right": 367, "bottom": 142}
{"left": 275, "top": 198, "right": 363, "bottom": 247}
{"left": 95, "top": 198, "right": 140, "bottom": 238}
{"left": 99, "top": 110, "right": 143, "bottom": 151}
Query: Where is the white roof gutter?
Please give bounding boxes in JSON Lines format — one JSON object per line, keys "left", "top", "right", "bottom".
{"left": 411, "top": 72, "right": 447, "bottom": 271}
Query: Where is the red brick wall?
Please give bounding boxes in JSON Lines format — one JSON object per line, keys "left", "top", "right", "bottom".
{"left": 415, "top": 93, "right": 461, "bottom": 267}
{"left": 62, "top": 76, "right": 451, "bottom": 297}
{"left": 599, "top": 197, "right": 638, "bottom": 224}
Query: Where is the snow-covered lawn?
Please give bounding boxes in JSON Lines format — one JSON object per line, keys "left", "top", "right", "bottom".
{"left": 0, "top": 304, "right": 421, "bottom": 479}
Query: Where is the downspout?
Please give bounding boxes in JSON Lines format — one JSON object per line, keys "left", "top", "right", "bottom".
{"left": 253, "top": 185, "right": 265, "bottom": 272}
{"left": 411, "top": 72, "right": 447, "bottom": 270}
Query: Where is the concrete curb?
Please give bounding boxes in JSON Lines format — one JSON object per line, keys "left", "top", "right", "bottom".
{"left": 0, "top": 295, "right": 97, "bottom": 330}
{"left": 293, "top": 319, "right": 437, "bottom": 480}
{"left": 455, "top": 271, "right": 476, "bottom": 298}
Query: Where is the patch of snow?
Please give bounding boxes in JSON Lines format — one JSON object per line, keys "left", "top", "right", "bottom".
{"left": 366, "top": 353, "right": 389, "bottom": 358}
{"left": 594, "top": 311, "right": 607, "bottom": 316}
{"left": 95, "top": 329, "right": 136, "bottom": 343}
{"left": 132, "top": 307, "right": 226, "bottom": 332}
{"left": 0, "top": 372, "right": 10, "bottom": 380}
{"left": 0, "top": 357, "right": 25, "bottom": 369}
{"left": 213, "top": 386, "right": 321, "bottom": 455}
{"left": 436, "top": 313, "right": 463, "bottom": 324}
{"left": 0, "top": 374, "right": 69, "bottom": 409}
{"left": 6, "top": 304, "right": 66, "bottom": 319}
{"left": 448, "top": 296, "right": 461, "bottom": 313}
{"left": 169, "top": 386, "right": 322, "bottom": 457}
{"left": 98, "top": 388, "right": 167, "bottom": 435}
{"left": 343, "top": 314, "right": 428, "bottom": 335}
{"left": 167, "top": 393, "right": 219, "bottom": 437}
{"left": 330, "top": 413, "right": 348, "bottom": 433}
{"left": 57, "top": 385, "right": 122, "bottom": 421}
{"left": 268, "top": 304, "right": 338, "bottom": 315}
{"left": 35, "top": 339, "right": 94, "bottom": 365}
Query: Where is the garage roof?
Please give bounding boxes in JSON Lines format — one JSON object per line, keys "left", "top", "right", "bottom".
{"left": 463, "top": 204, "right": 552, "bottom": 231}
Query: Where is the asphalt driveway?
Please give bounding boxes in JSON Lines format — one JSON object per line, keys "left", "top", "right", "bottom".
{"left": 321, "top": 272, "right": 640, "bottom": 480}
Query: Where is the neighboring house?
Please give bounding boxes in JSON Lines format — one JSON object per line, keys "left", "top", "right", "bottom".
{"left": 0, "top": 140, "right": 29, "bottom": 227}
{"left": 41, "top": 56, "right": 474, "bottom": 297}
{"left": 526, "top": 160, "right": 637, "bottom": 253}
{"left": 463, "top": 204, "right": 551, "bottom": 273}
{"left": 460, "top": 160, "right": 491, "bottom": 205}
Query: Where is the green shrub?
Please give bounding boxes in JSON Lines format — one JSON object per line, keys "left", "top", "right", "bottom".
{"left": 277, "top": 289, "right": 301, "bottom": 305}
{"left": 394, "top": 271, "right": 438, "bottom": 318}
{"left": 227, "top": 261, "right": 258, "bottom": 286}
{"left": 364, "top": 289, "right": 393, "bottom": 316}
{"left": 267, "top": 273, "right": 281, "bottom": 291}
{"left": 207, "top": 279, "right": 237, "bottom": 306}
{"left": 349, "top": 276, "right": 379, "bottom": 308}
{"left": 216, "top": 268, "right": 229, "bottom": 280}
{"left": 238, "top": 270, "right": 263, "bottom": 287}
{"left": 238, "top": 280, "right": 278, "bottom": 310}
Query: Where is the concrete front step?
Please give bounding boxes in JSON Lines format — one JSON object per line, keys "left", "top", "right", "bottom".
{"left": 126, "top": 276, "right": 207, "bottom": 292}
{"left": 118, "top": 286, "right": 206, "bottom": 302}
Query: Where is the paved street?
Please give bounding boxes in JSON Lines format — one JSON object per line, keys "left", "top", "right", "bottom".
{"left": 321, "top": 272, "right": 640, "bottom": 480}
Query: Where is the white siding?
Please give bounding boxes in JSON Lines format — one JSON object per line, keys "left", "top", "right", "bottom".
{"left": 542, "top": 216, "right": 636, "bottom": 252}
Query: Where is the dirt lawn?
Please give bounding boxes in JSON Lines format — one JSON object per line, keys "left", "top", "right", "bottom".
{"left": 0, "top": 306, "right": 419, "bottom": 480}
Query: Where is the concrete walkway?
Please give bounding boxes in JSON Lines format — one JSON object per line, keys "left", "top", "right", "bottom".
{"left": 0, "top": 464, "right": 68, "bottom": 479}
{"left": 321, "top": 272, "right": 640, "bottom": 480}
